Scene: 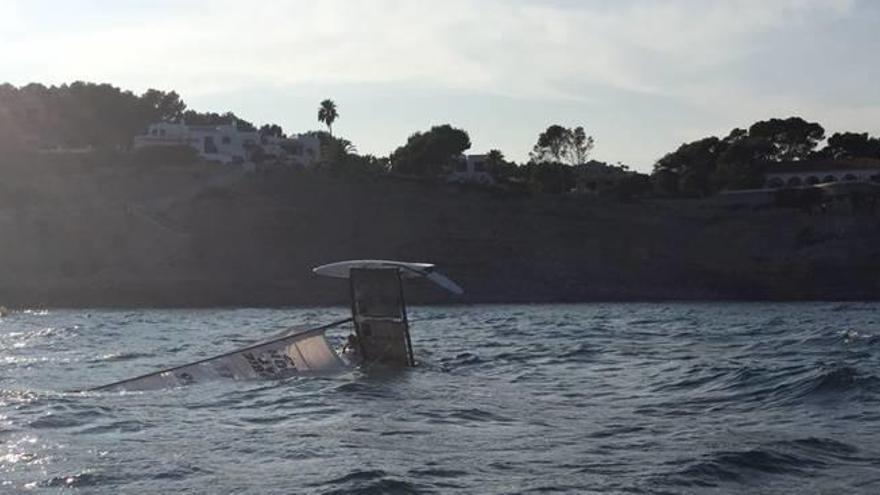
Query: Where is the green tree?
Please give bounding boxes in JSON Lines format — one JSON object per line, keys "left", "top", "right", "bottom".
{"left": 302, "top": 130, "right": 354, "bottom": 165}
{"left": 522, "top": 161, "right": 575, "bottom": 194}
{"left": 318, "top": 99, "right": 338, "bottom": 136}
{"left": 748, "top": 117, "right": 824, "bottom": 161}
{"left": 570, "top": 126, "right": 595, "bottom": 165}
{"left": 0, "top": 81, "right": 298, "bottom": 153}
{"left": 331, "top": 153, "right": 389, "bottom": 177}
{"left": 650, "top": 125, "right": 777, "bottom": 196}
{"left": 614, "top": 173, "right": 652, "bottom": 201}
{"left": 531, "top": 125, "right": 569, "bottom": 163}
{"left": 819, "top": 132, "right": 880, "bottom": 159}
{"left": 259, "top": 124, "right": 285, "bottom": 138}
{"left": 301, "top": 130, "right": 384, "bottom": 177}
{"left": 651, "top": 169, "right": 680, "bottom": 197}
{"left": 182, "top": 110, "right": 255, "bottom": 130}
{"left": 484, "top": 149, "right": 519, "bottom": 183}
{"left": 141, "top": 89, "right": 186, "bottom": 122}
{"left": 390, "top": 124, "right": 471, "bottom": 177}
{"left": 713, "top": 136, "right": 774, "bottom": 190}
{"left": 54, "top": 81, "right": 148, "bottom": 148}
{"left": 652, "top": 137, "right": 723, "bottom": 197}
{"left": 530, "top": 125, "right": 594, "bottom": 165}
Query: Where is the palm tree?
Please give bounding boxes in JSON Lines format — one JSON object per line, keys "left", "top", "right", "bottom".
{"left": 317, "top": 99, "right": 338, "bottom": 136}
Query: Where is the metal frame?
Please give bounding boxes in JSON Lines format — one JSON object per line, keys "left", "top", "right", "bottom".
{"left": 348, "top": 275, "right": 369, "bottom": 361}
{"left": 397, "top": 269, "right": 415, "bottom": 366}
{"left": 348, "top": 267, "right": 415, "bottom": 367}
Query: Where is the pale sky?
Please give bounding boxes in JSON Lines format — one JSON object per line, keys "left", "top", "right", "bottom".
{"left": 2, "top": 0, "right": 878, "bottom": 171}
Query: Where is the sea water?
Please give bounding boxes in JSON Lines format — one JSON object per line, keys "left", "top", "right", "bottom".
{"left": 1, "top": 303, "right": 879, "bottom": 494}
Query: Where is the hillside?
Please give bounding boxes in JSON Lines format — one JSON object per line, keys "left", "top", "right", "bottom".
{"left": 1, "top": 154, "right": 879, "bottom": 307}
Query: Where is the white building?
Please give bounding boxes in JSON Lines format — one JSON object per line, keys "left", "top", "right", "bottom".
{"left": 447, "top": 154, "right": 495, "bottom": 185}
{"left": 133, "top": 122, "right": 321, "bottom": 167}
{"left": 763, "top": 158, "right": 880, "bottom": 188}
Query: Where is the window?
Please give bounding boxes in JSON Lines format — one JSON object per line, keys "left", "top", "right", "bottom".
{"left": 204, "top": 136, "right": 217, "bottom": 154}
{"left": 870, "top": 174, "right": 880, "bottom": 183}
{"left": 823, "top": 175, "right": 837, "bottom": 183}
{"left": 151, "top": 129, "right": 158, "bottom": 136}
{"left": 473, "top": 161, "right": 485, "bottom": 172}
{"left": 222, "top": 136, "right": 231, "bottom": 145}
{"left": 806, "top": 176, "right": 819, "bottom": 185}
{"left": 159, "top": 129, "right": 166, "bottom": 137}
{"left": 844, "top": 174, "right": 857, "bottom": 182}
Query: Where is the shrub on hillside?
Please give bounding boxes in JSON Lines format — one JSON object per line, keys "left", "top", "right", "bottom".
{"left": 132, "top": 145, "right": 199, "bottom": 166}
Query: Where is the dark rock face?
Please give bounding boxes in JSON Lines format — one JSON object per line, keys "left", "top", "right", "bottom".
{"left": 1, "top": 158, "right": 879, "bottom": 307}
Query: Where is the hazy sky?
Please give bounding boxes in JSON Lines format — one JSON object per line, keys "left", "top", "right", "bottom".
{"left": 2, "top": 0, "right": 878, "bottom": 170}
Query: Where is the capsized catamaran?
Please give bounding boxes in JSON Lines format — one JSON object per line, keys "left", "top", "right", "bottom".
{"left": 87, "top": 260, "right": 462, "bottom": 392}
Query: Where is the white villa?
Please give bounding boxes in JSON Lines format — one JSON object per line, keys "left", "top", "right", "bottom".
{"left": 447, "top": 154, "right": 495, "bottom": 185}
{"left": 133, "top": 122, "right": 321, "bottom": 167}
{"left": 763, "top": 158, "right": 880, "bottom": 188}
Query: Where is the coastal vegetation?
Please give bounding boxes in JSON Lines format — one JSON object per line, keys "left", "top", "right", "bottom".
{"left": 653, "top": 117, "right": 880, "bottom": 197}
{"left": 389, "top": 124, "right": 472, "bottom": 178}
{"left": 529, "top": 125, "right": 594, "bottom": 166}
{"left": 1, "top": 81, "right": 880, "bottom": 306}
{"left": 3, "top": 81, "right": 879, "bottom": 202}
{"left": 0, "top": 81, "right": 277, "bottom": 151}
{"left": 317, "top": 99, "right": 339, "bottom": 136}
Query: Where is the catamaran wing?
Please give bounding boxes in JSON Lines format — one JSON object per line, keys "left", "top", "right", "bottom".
{"left": 89, "top": 318, "right": 353, "bottom": 392}
{"left": 313, "top": 260, "right": 465, "bottom": 295}
{"left": 424, "top": 270, "right": 465, "bottom": 295}
{"left": 313, "top": 260, "right": 434, "bottom": 279}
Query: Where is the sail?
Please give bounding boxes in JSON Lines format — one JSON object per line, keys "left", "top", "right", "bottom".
{"left": 90, "top": 319, "right": 352, "bottom": 392}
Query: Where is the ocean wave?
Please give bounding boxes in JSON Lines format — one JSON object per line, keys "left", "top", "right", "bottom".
{"left": 767, "top": 364, "right": 880, "bottom": 405}
{"left": 313, "top": 469, "right": 429, "bottom": 494}
{"left": 447, "top": 407, "right": 515, "bottom": 424}
{"left": 40, "top": 470, "right": 112, "bottom": 489}
{"left": 839, "top": 329, "right": 880, "bottom": 346}
{"left": 440, "top": 352, "right": 483, "bottom": 366}
{"left": 86, "top": 352, "right": 155, "bottom": 363}
{"left": 0, "top": 388, "right": 44, "bottom": 407}
{"left": 660, "top": 437, "right": 864, "bottom": 488}
{"left": 76, "top": 419, "right": 153, "bottom": 435}
{"left": 830, "top": 303, "right": 877, "bottom": 313}
{"left": 557, "top": 342, "right": 600, "bottom": 361}
{"left": 0, "top": 325, "right": 82, "bottom": 350}
{"left": 3, "top": 304, "right": 880, "bottom": 493}
{"left": 637, "top": 361, "right": 880, "bottom": 419}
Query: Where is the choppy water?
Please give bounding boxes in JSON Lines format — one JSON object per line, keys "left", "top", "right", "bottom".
{"left": 2, "top": 303, "right": 880, "bottom": 494}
